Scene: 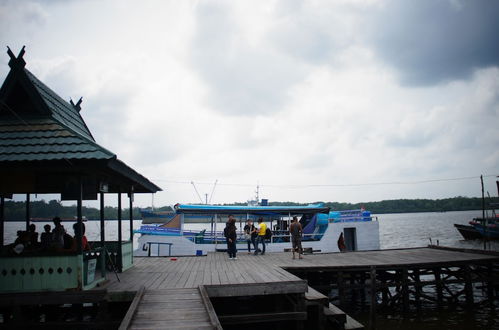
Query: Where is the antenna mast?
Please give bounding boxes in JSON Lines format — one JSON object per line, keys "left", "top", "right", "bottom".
{"left": 191, "top": 181, "right": 204, "bottom": 204}
{"left": 208, "top": 180, "right": 218, "bottom": 204}
{"left": 256, "top": 184, "right": 260, "bottom": 205}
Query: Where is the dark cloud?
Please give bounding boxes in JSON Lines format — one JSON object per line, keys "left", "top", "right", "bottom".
{"left": 369, "top": 0, "right": 499, "bottom": 86}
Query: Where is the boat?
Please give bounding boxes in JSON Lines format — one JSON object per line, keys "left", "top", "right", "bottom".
{"left": 455, "top": 176, "right": 499, "bottom": 240}
{"left": 454, "top": 223, "right": 482, "bottom": 240}
{"left": 469, "top": 217, "right": 499, "bottom": 239}
{"left": 134, "top": 203, "right": 380, "bottom": 256}
{"left": 140, "top": 209, "right": 214, "bottom": 224}
{"left": 140, "top": 210, "right": 176, "bottom": 224}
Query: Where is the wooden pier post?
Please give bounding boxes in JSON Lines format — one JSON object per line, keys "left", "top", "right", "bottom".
{"left": 402, "top": 268, "right": 409, "bottom": 313}
{"left": 338, "top": 271, "right": 345, "bottom": 307}
{"left": 414, "top": 269, "right": 422, "bottom": 311}
{"left": 487, "top": 264, "right": 494, "bottom": 301}
{"left": 434, "top": 268, "right": 443, "bottom": 305}
{"left": 360, "top": 271, "right": 367, "bottom": 304}
{"left": 369, "top": 266, "right": 376, "bottom": 330}
{"left": 464, "top": 266, "right": 474, "bottom": 305}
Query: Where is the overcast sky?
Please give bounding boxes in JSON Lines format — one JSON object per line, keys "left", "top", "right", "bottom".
{"left": 1, "top": 0, "right": 498, "bottom": 207}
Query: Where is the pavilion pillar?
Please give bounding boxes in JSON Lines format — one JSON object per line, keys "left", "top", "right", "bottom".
{"left": 100, "top": 192, "right": 105, "bottom": 244}
{"left": 117, "top": 190, "right": 123, "bottom": 271}
{"left": 129, "top": 190, "right": 134, "bottom": 266}
{"left": 25, "top": 193, "right": 30, "bottom": 231}
{"left": 0, "top": 197, "right": 4, "bottom": 246}
{"left": 129, "top": 191, "right": 134, "bottom": 242}
{"left": 76, "top": 178, "right": 83, "bottom": 254}
{"left": 99, "top": 192, "right": 106, "bottom": 277}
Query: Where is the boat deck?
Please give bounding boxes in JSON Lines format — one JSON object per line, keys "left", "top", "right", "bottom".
{"left": 107, "top": 247, "right": 498, "bottom": 293}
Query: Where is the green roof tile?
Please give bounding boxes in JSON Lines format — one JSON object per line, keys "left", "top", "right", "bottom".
{"left": 25, "top": 69, "right": 94, "bottom": 141}
{"left": 0, "top": 117, "right": 113, "bottom": 162}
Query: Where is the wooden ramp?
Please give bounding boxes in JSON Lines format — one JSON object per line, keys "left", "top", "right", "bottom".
{"left": 120, "top": 287, "right": 222, "bottom": 330}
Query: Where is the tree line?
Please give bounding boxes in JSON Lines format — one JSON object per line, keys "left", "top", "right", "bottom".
{"left": 2, "top": 200, "right": 143, "bottom": 221}
{"left": 3, "top": 196, "right": 497, "bottom": 221}
{"left": 233, "top": 196, "right": 498, "bottom": 214}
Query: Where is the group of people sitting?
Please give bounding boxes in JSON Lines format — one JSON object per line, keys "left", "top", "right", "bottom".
{"left": 10, "top": 217, "right": 90, "bottom": 255}
{"left": 224, "top": 215, "right": 304, "bottom": 260}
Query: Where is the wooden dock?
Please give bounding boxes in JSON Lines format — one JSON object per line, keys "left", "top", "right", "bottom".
{"left": 108, "top": 247, "right": 499, "bottom": 329}
{"left": 107, "top": 247, "right": 498, "bottom": 291}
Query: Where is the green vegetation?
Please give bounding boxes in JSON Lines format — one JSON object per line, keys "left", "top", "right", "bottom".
{"left": 235, "top": 196, "right": 498, "bottom": 214}
{"left": 323, "top": 196, "right": 498, "bottom": 214}
{"left": 3, "top": 196, "right": 497, "bottom": 221}
{"left": 3, "top": 200, "right": 143, "bottom": 221}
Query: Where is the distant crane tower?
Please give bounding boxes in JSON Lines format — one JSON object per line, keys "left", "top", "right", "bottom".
{"left": 191, "top": 180, "right": 218, "bottom": 204}
{"left": 191, "top": 181, "right": 204, "bottom": 204}
{"left": 209, "top": 180, "right": 218, "bottom": 204}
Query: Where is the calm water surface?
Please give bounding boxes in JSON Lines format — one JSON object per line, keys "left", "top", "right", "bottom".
{"left": 4, "top": 210, "right": 498, "bottom": 329}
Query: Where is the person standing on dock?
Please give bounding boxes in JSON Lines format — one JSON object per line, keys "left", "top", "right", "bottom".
{"left": 337, "top": 232, "right": 346, "bottom": 252}
{"left": 254, "top": 217, "right": 266, "bottom": 255}
{"left": 290, "top": 216, "right": 303, "bottom": 259}
{"left": 224, "top": 215, "right": 238, "bottom": 260}
{"left": 243, "top": 220, "right": 256, "bottom": 254}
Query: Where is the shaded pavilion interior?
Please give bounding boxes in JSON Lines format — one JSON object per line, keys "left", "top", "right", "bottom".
{"left": 0, "top": 47, "right": 161, "bottom": 292}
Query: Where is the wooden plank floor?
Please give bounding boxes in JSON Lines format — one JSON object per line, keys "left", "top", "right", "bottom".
{"left": 129, "top": 288, "right": 214, "bottom": 330}
{"left": 107, "top": 252, "right": 304, "bottom": 292}
{"left": 106, "top": 247, "right": 498, "bottom": 293}
{"left": 269, "top": 247, "right": 499, "bottom": 270}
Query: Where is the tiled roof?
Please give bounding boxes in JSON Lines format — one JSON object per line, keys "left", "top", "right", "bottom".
{"left": 24, "top": 69, "right": 94, "bottom": 141}
{"left": 0, "top": 117, "right": 114, "bottom": 162}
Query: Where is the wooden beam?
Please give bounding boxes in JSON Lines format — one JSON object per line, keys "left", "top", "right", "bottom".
{"left": 0, "top": 290, "right": 108, "bottom": 306}
{"left": 118, "top": 286, "right": 145, "bottom": 330}
{"left": 198, "top": 285, "right": 223, "bottom": 330}
{"left": 204, "top": 280, "right": 308, "bottom": 298}
{"left": 0, "top": 320, "right": 121, "bottom": 330}
{"left": 218, "top": 311, "right": 307, "bottom": 325}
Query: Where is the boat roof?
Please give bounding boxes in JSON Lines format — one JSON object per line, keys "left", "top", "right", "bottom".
{"left": 174, "top": 203, "right": 330, "bottom": 215}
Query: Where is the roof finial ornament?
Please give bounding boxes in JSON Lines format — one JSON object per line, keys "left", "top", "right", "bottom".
{"left": 70, "top": 97, "right": 83, "bottom": 112}
{"left": 7, "top": 46, "right": 26, "bottom": 69}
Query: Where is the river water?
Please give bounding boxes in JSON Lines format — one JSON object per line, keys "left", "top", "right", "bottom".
{"left": 3, "top": 210, "right": 498, "bottom": 329}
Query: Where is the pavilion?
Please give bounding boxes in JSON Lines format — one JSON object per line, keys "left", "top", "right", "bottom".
{"left": 0, "top": 47, "right": 161, "bottom": 292}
